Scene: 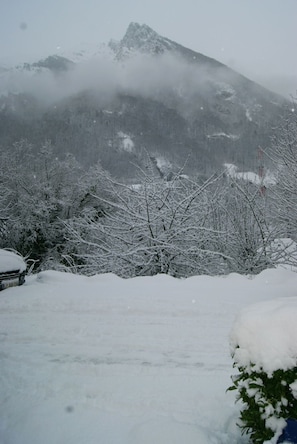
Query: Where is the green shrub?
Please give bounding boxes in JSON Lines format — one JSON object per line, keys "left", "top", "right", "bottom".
{"left": 229, "top": 362, "right": 297, "bottom": 443}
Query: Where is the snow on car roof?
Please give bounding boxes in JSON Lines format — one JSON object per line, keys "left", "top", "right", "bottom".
{"left": 0, "top": 249, "right": 27, "bottom": 273}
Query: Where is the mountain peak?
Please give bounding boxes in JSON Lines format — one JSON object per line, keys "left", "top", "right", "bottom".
{"left": 115, "top": 22, "right": 173, "bottom": 57}
{"left": 123, "top": 22, "right": 159, "bottom": 42}
{"left": 113, "top": 23, "right": 227, "bottom": 70}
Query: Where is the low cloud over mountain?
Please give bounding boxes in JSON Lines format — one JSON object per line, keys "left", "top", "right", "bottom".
{"left": 0, "top": 23, "right": 290, "bottom": 180}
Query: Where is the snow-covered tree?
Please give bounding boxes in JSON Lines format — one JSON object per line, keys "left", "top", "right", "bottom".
{"left": 66, "top": 167, "right": 227, "bottom": 277}
{"left": 269, "top": 106, "right": 297, "bottom": 241}
{"left": 0, "top": 140, "right": 110, "bottom": 269}
{"left": 0, "top": 137, "right": 284, "bottom": 276}
{"left": 213, "top": 177, "right": 274, "bottom": 274}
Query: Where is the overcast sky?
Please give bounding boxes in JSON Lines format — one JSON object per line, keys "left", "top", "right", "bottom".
{"left": 0, "top": 0, "right": 296, "bottom": 97}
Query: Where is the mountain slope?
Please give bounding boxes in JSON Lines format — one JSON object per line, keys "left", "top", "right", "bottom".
{"left": 0, "top": 23, "right": 287, "bottom": 180}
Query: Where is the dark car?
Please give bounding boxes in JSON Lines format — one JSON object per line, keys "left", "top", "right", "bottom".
{"left": 0, "top": 249, "right": 27, "bottom": 291}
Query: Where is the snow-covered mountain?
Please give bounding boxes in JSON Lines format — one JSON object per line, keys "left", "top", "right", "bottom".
{"left": 0, "top": 23, "right": 288, "bottom": 180}
{"left": 111, "top": 22, "right": 178, "bottom": 59}
{"left": 112, "top": 22, "right": 229, "bottom": 68}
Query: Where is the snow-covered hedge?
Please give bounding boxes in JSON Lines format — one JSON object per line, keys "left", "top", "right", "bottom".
{"left": 229, "top": 297, "right": 297, "bottom": 444}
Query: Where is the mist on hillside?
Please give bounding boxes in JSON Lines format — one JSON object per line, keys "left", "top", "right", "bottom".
{"left": 0, "top": 52, "right": 235, "bottom": 106}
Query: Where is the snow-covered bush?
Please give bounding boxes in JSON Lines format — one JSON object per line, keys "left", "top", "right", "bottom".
{"left": 269, "top": 106, "right": 297, "bottom": 247}
{"left": 229, "top": 298, "right": 297, "bottom": 444}
{"left": 213, "top": 177, "right": 274, "bottom": 275}
{"left": 66, "top": 168, "right": 226, "bottom": 277}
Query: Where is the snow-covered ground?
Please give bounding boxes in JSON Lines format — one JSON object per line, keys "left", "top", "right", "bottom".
{"left": 1, "top": 267, "right": 297, "bottom": 444}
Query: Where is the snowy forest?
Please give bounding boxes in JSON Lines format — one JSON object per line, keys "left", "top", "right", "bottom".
{"left": 1, "top": 106, "right": 296, "bottom": 278}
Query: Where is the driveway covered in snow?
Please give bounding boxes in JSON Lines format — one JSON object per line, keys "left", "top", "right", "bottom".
{"left": 0, "top": 268, "right": 296, "bottom": 444}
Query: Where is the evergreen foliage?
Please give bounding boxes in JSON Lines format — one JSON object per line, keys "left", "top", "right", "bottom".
{"left": 229, "top": 361, "right": 297, "bottom": 443}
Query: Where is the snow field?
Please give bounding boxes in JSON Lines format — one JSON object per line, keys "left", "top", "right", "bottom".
{"left": 0, "top": 267, "right": 296, "bottom": 443}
